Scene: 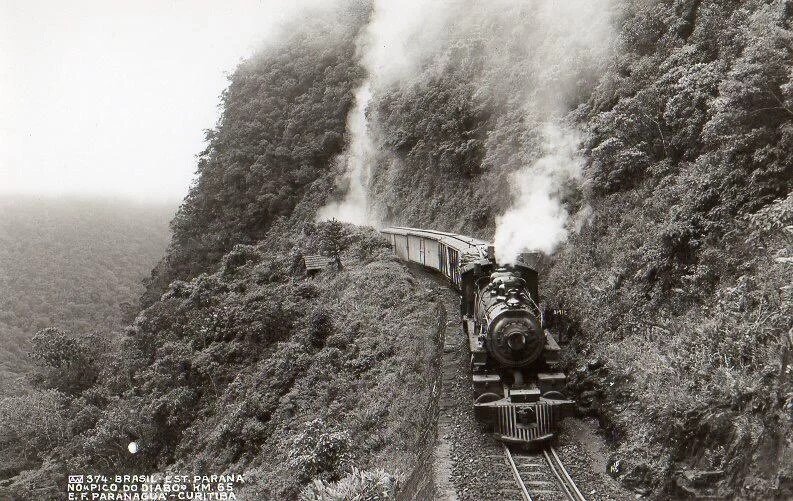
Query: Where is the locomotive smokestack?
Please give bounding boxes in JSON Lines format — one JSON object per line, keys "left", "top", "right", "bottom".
{"left": 486, "top": 245, "right": 495, "bottom": 262}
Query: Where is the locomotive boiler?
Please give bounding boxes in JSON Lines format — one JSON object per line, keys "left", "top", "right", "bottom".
{"left": 381, "top": 226, "right": 574, "bottom": 447}
{"left": 471, "top": 268, "right": 545, "bottom": 369}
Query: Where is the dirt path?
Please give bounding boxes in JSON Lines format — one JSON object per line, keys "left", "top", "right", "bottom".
{"left": 555, "top": 418, "right": 635, "bottom": 500}
{"left": 433, "top": 314, "right": 461, "bottom": 501}
{"left": 415, "top": 266, "right": 515, "bottom": 500}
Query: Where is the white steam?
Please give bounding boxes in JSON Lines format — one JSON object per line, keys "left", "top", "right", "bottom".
{"left": 316, "top": 83, "right": 374, "bottom": 225}
{"left": 486, "top": 0, "right": 613, "bottom": 263}
{"left": 493, "top": 124, "right": 583, "bottom": 263}
{"left": 317, "top": 0, "right": 450, "bottom": 225}
{"left": 318, "top": 0, "right": 613, "bottom": 237}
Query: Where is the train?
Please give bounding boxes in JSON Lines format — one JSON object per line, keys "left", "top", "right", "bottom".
{"left": 381, "top": 226, "right": 574, "bottom": 448}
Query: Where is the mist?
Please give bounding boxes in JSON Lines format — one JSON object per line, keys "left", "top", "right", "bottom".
{"left": 0, "top": 0, "right": 330, "bottom": 203}
{"left": 319, "top": 0, "right": 613, "bottom": 252}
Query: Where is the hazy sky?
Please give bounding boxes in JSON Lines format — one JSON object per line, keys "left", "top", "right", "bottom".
{"left": 0, "top": 0, "right": 313, "bottom": 203}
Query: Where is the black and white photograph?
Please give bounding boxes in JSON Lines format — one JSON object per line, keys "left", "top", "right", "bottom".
{"left": 1, "top": 0, "right": 791, "bottom": 499}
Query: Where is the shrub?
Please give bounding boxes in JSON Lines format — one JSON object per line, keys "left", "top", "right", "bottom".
{"left": 0, "top": 390, "right": 69, "bottom": 463}
{"left": 288, "top": 419, "right": 352, "bottom": 483}
{"left": 300, "top": 468, "right": 396, "bottom": 501}
{"left": 28, "top": 329, "right": 109, "bottom": 395}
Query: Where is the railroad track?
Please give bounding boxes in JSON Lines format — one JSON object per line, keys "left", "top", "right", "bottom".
{"left": 503, "top": 444, "right": 587, "bottom": 501}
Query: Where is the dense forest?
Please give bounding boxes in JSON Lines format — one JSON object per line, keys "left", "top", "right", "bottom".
{"left": 3, "top": 0, "right": 791, "bottom": 499}
{"left": 364, "top": 0, "right": 793, "bottom": 496}
{"left": 0, "top": 197, "right": 173, "bottom": 397}
{"left": 1, "top": 223, "right": 443, "bottom": 500}
{"left": 140, "top": 3, "right": 367, "bottom": 308}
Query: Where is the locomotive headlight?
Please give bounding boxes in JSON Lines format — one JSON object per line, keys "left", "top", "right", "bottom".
{"left": 501, "top": 319, "right": 532, "bottom": 352}
{"left": 506, "top": 332, "right": 527, "bottom": 351}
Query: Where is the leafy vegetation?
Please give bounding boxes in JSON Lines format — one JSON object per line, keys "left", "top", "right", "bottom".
{"left": 0, "top": 224, "right": 443, "bottom": 500}
{"left": 365, "top": 1, "right": 793, "bottom": 497}
{"left": 5, "top": 0, "right": 791, "bottom": 498}
{"left": 548, "top": 3, "right": 793, "bottom": 496}
{"left": 0, "top": 196, "right": 172, "bottom": 397}
{"left": 142, "top": 2, "right": 368, "bottom": 306}
{"left": 301, "top": 467, "right": 396, "bottom": 501}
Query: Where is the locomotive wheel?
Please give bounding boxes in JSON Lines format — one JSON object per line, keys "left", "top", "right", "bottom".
{"left": 542, "top": 390, "right": 566, "bottom": 400}
{"left": 474, "top": 392, "right": 502, "bottom": 404}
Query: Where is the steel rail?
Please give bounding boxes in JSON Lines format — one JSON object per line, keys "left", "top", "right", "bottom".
{"left": 543, "top": 448, "right": 577, "bottom": 500}
{"left": 544, "top": 446, "right": 587, "bottom": 501}
{"left": 503, "top": 443, "right": 586, "bottom": 501}
{"left": 503, "top": 444, "right": 533, "bottom": 501}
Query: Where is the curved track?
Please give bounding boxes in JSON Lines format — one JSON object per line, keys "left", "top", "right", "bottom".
{"left": 504, "top": 444, "right": 587, "bottom": 501}
{"left": 408, "top": 263, "right": 597, "bottom": 500}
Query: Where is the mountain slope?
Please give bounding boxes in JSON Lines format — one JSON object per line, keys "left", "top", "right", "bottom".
{"left": 3, "top": 1, "right": 790, "bottom": 499}
{"left": 0, "top": 224, "right": 445, "bottom": 500}
{"left": 0, "top": 196, "right": 173, "bottom": 396}
{"left": 141, "top": 3, "right": 368, "bottom": 307}
{"left": 364, "top": 1, "right": 792, "bottom": 497}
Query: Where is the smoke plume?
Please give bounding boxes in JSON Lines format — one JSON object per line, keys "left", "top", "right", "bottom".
{"left": 482, "top": 0, "right": 613, "bottom": 263}
{"left": 316, "top": 83, "right": 374, "bottom": 225}
{"left": 319, "top": 0, "right": 613, "bottom": 239}
{"left": 317, "top": 0, "right": 451, "bottom": 225}
{"left": 493, "top": 124, "right": 583, "bottom": 263}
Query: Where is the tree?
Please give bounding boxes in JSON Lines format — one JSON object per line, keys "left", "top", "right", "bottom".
{"left": 141, "top": 4, "right": 368, "bottom": 304}
{"left": 317, "top": 220, "right": 351, "bottom": 270}
{"left": 29, "top": 328, "right": 108, "bottom": 395}
{"left": 0, "top": 390, "right": 69, "bottom": 464}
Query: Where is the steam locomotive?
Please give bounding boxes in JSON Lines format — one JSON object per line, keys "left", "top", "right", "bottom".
{"left": 381, "top": 227, "right": 574, "bottom": 447}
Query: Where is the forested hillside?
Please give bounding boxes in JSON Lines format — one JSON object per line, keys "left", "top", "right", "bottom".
{"left": 0, "top": 197, "right": 173, "bottom": 396}
{"left": 365, "top": 1, "right": 793, "bottom": 498}
{"left": 365, "top": 1, "right": 792, "bottom": 497}
{"left": 144, "top": 0, "right": 789, "bottom": 497}
{"left": 141, "top": 3, "right": 367, "bottom": 307}
{"left": 4, "top": 0, "right": 791, "bottom": 499}
{"left": 2, "top": 4, "right": 437, "bottom": 499}
{"left": 0, "top": 223, "right": 444, "bottom": 500}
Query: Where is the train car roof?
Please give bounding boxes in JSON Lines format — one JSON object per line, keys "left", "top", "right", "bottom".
{"left": 381, "top": 226, "right": 491, "bottom": 252}
{"left": 381, "top": 226, "right": 541, "bottom": 271}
